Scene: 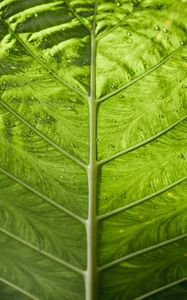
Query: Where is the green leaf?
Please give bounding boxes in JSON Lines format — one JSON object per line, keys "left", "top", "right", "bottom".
{"left": 0, "top": 0, "right": 186, "bottom": 300}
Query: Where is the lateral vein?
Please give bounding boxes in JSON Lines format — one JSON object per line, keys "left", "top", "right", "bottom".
{"left": 97, "top": 45, "right": 185, "bottom": 103}
{"left": 0, "top": 99, "right": 87, "bottom": 170}
{"left": 0, "top": 227, "right": 85, "bottom": 276}
{"left": 64, "top": 0, "right": 91, "bottom": 32}
{"left": 98, "top": 175, "right": 187, "bottom": 221}
{"left": 97, "top": 115, "right": 187, "bottom": 166}
{"left": 0, "top": 167, "right": 86, "bottom": 225}
{"left": 99, "top": 233, "right": 187, "bottom": 271}
{"left": 96, "top": 2, "right": 141, "bottom": 41}
{"left": 134, "top": 277, "right": 187, "bottom": 300}
{"left": 0, "top": 277, "right": 40, "bottom": 300}
{"left": 0, "top": 16, "right": 88, "bottom": 101}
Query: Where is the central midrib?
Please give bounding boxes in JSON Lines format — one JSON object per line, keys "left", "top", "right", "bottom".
{"left": 86, "top": 6, "right": 98, "bottom": 300}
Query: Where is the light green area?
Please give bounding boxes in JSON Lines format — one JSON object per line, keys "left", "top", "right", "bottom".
{"left": 0, "top": 0, "right": 187, "bottom": 299}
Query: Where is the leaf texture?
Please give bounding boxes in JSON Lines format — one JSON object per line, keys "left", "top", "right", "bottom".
{"left": 0, "top": 0, "right": 187, "bottom": 300}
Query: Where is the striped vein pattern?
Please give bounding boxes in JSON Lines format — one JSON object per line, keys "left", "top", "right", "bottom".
{"left": 0, "top": 0, "right": 186, "bottom": 299}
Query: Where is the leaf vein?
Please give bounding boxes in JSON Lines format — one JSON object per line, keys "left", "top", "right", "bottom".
{"left": 0, "top": 167, "right": 86, "bottom": 225}
{"left": 134, "top": 277, "right": 187, "bottom": 300}
{"left": 64, "top": 0, "right": 91, "bottom": 32}
{"left": 0, "top": 99, "right": 87, "bottom": 170}
{"left": 0, "top": 16, "right": 88, "bottom": 101}
{"left": 97, "top": 45, "right": 185, "bottom": 103}
{"left": 99, "top": 233, "right": 187, "bottom": 271}
{"left": 96, "top": 2, "right": 141, "bottom": 41}
{"left": 97, "top": 115, "right": 187, "bottom": 166}
{"left": 0, "top": 227, "right": 85, "bottom": 276}
{"left": 98, "top": 175, "right": 187, "bottom": 221}
{"left": 0, "top": 277, "right": 40, "bottom": 300}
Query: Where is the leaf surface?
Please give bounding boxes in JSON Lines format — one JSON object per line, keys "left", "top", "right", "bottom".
{"left": 0, "top": 0, "right": 187, "bottom": 299}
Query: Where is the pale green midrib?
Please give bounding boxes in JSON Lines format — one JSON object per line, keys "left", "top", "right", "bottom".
{"left": 64, "top": 0, "right": 91, "bottom": 32}
{"left": 0, "top": 277, "right": 40, "bottom": 300}
{"left": 134, "top": 277, "right": 187, "bottom": 300}
{"left": 98, "top": 175, "right": 187, "bottom": 221}
{"left": 0, "top": 16, "right": 88, "bottom": 101}
{"left": 97, "top": 44, "right": 185, "bottom": 103}
{"left": 99, "top": 232, "right": 187, "bottom": 271}
{"left": 97, "top": 115, "right": 187, "bottom": 166}
{"left": 0, "top": 227, "right": 85, "bottom": 276}
{"left": 0, "top": 167, "right": 86, "bottom": 225}
{"left": 96, "top": 2, "right": 141, "bottom": 41}
{"left": 0, "top": 100, "right": 87, "bottom": 170}
{"left": 85, "top": 5, "right": 98, "bottom": 300}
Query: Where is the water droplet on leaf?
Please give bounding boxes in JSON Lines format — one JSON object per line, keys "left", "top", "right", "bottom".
{"left": 116, "top": 0, "right": 121, "bottom": 6}
{"left": 162, "top": 27, "right": 167, "bottom": 32}
{"left": 138, "top": 128, "right": 143, "bottom": 132}
{"left": 109, "top": 144, "right": 115, "bottom": 149}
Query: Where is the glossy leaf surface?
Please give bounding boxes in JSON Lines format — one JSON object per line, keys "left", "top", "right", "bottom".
{"left": 0, "top": 0, "right": 187, "bottom": 299}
